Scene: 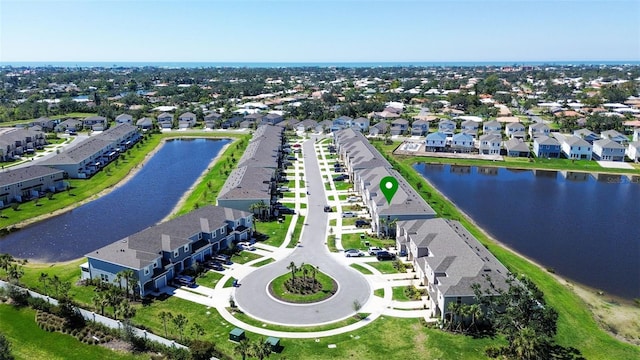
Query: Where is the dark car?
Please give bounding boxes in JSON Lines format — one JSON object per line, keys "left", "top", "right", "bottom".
{"left": 355, "top": 219, "right": 370, "bottom": 228}
{"left": 323, "top": 205, "right": 332, "bottom": 212}
{"left": 205, "top": 260, "right": 224, "bottom": 271}
{"left": 278, "top": 207, "right": 295, "bottom": 215}
{"left": 333, "top": 167, "right": 343, "bottom": 172}
{"left": 214, "top": 255, "right": 232, "bottom": 265}
{"left": 333, "top": 175, "right": 346, "bottom": 181}
{"left": 287, "top": 156, "right": 297, "bottom": 161}
{"left": 376, "top": 251, "right": 396, "bottom": 261}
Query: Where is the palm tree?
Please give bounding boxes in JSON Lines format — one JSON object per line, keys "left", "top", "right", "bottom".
{"left": 468, "top": 303, "right": 483, "bottom": 332}
{"left": 234, "top": 339, "right": 252, "bottom": 360}
{"left": 172, "top": 314, "right": 188, "bottom": 342}
{"left": 446, "top": 302, "right": 460, "bottom": 332}
{"left": 311, "top": 265, "right": 318, "bottom": 285}
{"left": 251, "top": 338, "right": 272, "bottom": 360}
{"left": 511, "top": 326, "right": 541, "bottom": 360}
{"left": 287, "top": 261, "right": 297, "bottom": 282}
{"left": 118, "top": 269, "right": 137, "bottom": 300}
{"left": 116, "top": 301, "right": 136, "bottom": 320}
{"left": 38, "top": 272, "right": 49, "bottom": 295}
{"left": 299, "top": 262, "right": 306, "bottom": 282}
{"left": 6, "top": 264, "right": 23, "bottom": 285}
{"left": 92, "top": 291, "right": 109, "bottom": 316}
{"left": 159, "top": 311, "right": 173, "bottom": 337}
{"left": 0, "top": 253, "right": 14, "bottom": 272}
{"left": 190, "top": 323, "right": 205, "bottom": 341}
{"left": 49, "top": 275, "right": 61, "bottom": 298}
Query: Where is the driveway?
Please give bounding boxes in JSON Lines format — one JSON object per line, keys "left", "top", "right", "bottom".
{"left": 234, "top": 138, "right": 371, "bottom": 325}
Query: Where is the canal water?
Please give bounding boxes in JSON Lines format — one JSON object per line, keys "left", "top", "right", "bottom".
{"left": 415, "top": 163, "right": 640, "bottom": 300}
{"left": 0, "top": 138, "right": 229, "bottom": 262}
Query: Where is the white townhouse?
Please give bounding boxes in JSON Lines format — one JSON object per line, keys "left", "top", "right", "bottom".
{"left": 560, "top": 135, "right": 592, "bottom": 160}
{"left": 528, "top": 123, "right": 550, "bottom": 138}
{"left": 451, "top": 132, "right": 475, "bottom": 152}
{"left": 478, "top": 134, "right": 502, "bottom": 155}
{"left": 633, "top": 128, "right": 640, "bottom": 142}
{"left": 437, "top": 119, "right": 456, "bottom": 136}
{"left": 505, "top": 122, "right": 526, "bottom": 139}
{"left": 482, "top": 120, "right": 502, "bottom": 134}
{"left": 627, "top": 141, "right": 640, "bottom": 162}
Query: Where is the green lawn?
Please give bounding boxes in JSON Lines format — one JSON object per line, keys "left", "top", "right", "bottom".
{"left": 329, "top": 219, "right": 337, "bottom": 226}
{"left": 341, "top": 233, "right": 394, "bottom": 251}
{"left": 374, "top": 289, "right": 385, "bottom": 298}
{"left": 350, "top": 263, "right": 373, "bottom": 275}
{"left": 289, "top": 216, "right": 305, "bottom": 248}
{"left": 328, "top": 195, "right": 335, "bottom": 201}
{"left": 334, "top": 181, "right": 352, "bottom": 191}
{"left": 231, "top": 309, "right": 366, "bottom": 332}
{"left": 338, "top": 194, "right": 347, "bottom": 201}
{"left": 392, "top": 286, "right": 412, "bottom": 301}
{"left": 255, "top": 216, "right": 293, "bottom": 247}
{"left": 269, "top": 267, "right": 336, "bottom": 303}
{"left": 251, "top": 258, "right": 275, "bottom": 267}
{"left": 0, "top": 305, "right": 144, "bottom": 360}
{"left": 196, "top": 270, "right": 225, "bottom": 287}
{"left": 327, "top": 235, "right": 337, "bottom": 252}
{"left": 367, "top": 261, "right": 400, "bottom": 274}
{"left": 231, "top": 251, "right": 262, "bottom": 265}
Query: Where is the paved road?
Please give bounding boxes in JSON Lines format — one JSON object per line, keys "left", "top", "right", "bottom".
{"left": 234, "top": 138, "right": 371, "bottom": 325}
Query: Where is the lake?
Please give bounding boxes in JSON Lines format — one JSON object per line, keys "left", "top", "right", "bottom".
{"left": 0, "top": 138, "right": 229, "bottom": 262}
{"left": 415, "top": 163, "right": 640, "bottom": 300}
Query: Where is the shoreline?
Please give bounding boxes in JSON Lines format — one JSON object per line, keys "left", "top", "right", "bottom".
{"left": 422, "top": 177, "right": 640, "bottom": 345}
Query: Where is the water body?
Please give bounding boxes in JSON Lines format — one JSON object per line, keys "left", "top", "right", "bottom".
{"left": 0, "top": 138, "right": 229, "bottom": 262}
{"left": 415, "top": 163, "right": 640, "bottom": 300}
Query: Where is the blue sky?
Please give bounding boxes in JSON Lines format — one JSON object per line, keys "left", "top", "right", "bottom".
{"left": 1, "top": 0, "right": 639, "bottom": 62}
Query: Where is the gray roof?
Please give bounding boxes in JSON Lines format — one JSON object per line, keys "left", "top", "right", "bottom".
{"left": 87, "top": 206, "right": 250, "bottom": 269}
{"left": 534, "top": 135, "right": 560, "bottom": 146}
{"left": 218, "top": 166, "right": 273, "bottom": 200}
{"left": 357, "top": 166, "right": 436, "bottom": 217}
{"left": 594, "top": 138, "right": 625, "bottom": 149}
{"left": 99, "top": 123, "right": 138, "bottom": 141}
{"left": 506, "top": 122, "right": 525, "bottom": 131}
{"left": 41, "top": 137, "right": 114, "bottom": 165}
{"left": 504, "top": 138, "right": 530, "bottom": 152}
{"left": 399, "top": 218, "right": 509, "bottom": 297}
{"left": 563, "top": 135, "right": 591, "bottom": 147}
{"left": 0, "top": 165, "right": 63, "bottom": 187}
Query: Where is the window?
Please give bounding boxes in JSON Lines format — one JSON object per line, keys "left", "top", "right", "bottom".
{"left": 183, "top": 245, "right": 189, "bottom": 252}
{"left": 100, "top": 274, "right": 109, "bottom": 282}
{"left": 144, "top": 268, "right": 149, "bottom": 275}
{"left": 220, "top": 227, "right": 225, "bottom": 234}
{"left": 174, "top": 250, "right": 179, "bottom": 257}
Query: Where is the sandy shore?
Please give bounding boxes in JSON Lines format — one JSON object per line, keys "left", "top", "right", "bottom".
{"left": 423, "top": 177, "right": 640, "bottom": 345}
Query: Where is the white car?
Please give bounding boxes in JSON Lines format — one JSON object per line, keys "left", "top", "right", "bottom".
{"left": 344, "top": 249, "right": 365, "bottom": 257}
{"left": 342, "top": 211, "right": 356, "bottom": 218}
{"left": 347, "top": 196, "right": 360, "bottom": 202}
{"left": 237, "top": 242, "right": 256, "bottom": 251}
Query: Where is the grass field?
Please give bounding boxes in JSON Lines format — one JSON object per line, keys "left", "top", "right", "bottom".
{"left": 255, "top": 216, "right": 293, "bottom": 247}
{"left": 0, "top": 305, "right": 144, "bottom": 360}
{"left": 366, "top": 261, "right": 400, "bottom": 274}
{"left": 350, "top": 263, "right": 373, "bottom": 275}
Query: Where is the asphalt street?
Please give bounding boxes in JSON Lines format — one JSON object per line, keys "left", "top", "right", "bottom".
{"left": 234, "top": 138, "right": 371, "bottom": 325}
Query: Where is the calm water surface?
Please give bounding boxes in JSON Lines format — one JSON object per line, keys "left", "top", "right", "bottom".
{"left": 415, "top": 163, "right": 640, "bottom": 300}
{"left": 0, "top": 138, "right": 229, "bottom": 262}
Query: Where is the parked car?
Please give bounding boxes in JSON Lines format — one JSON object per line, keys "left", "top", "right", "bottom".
{"left": 292, "top": 143, "right": 301, "bottom": 148}
{"left": 368, "top": 246, "right": 383, "bottom": 256}
{"left": 342, "top": 211, "right": 356, "bottom": 218}
{"left": 205, "top": 260, "right": 224, "bottom": 271}
{"left": 347, "top": 196, "right": 360, "bottom": 202}
{"left": 237, "top": 242, "right": 256, "bottom": 251}
{"left": 175, "top": 275, "right": 196, "bottom": 287}
{"left": 323, "top": 205, "right": 332, "bottom": 212}
{"left": 376, "top": 251, "right": 396, "bottom": 261}
{"left": 287, "top": 156, "right": 297, "bottom": 161}
{"left": 278, "top": 207, "right": 295, "bottom": 215}
{"left": 214, "top": 255, "right": 232, "bottom": 265}
{"left": 333, "top": 175, "right": 347, "bottom": 181}
{"left": 345, "top": 249, "right": 365, "bottom": 257}
{"left": 278, "top": 186, "right": 289, "bottom": 192}
{"left": 355, "top": 219, "right": 370, "bottom": 227}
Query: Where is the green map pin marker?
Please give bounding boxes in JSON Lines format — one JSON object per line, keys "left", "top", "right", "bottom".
{"left": 380, "top": 176, "right": 399, "bottom": 205}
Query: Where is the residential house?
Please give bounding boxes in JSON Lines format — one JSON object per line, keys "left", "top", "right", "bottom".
{"left": 136, "top": 117, "right": 154, "bottom": 131}
{"left": 437, "top": 119, "right": 456, "bottom": 136}
{"left": 460, "top": 119, "right": 479, "bottom": 138}
{"left": 425, "top": 132, "right": 447, "bottom": 152}
{"left": 600, "top": 130, "right": 628, "bottom": 145}
{"left": 82, "top": 205, "right": 253, "bottom": 297}
{"left": 505, "top": 122, "right": 526, "bottom": 139}
{"left": 528, "top": 123, "right": 550, "bottom": 139}
{"left": 411, "top": 120, "right": 429, "bottom": 136}
{"left": 369, "top": 122, "right": 389, "bottom": 136}
{"left": 331, "top": 115, "right": 353, "bottom": 132}
{"left": 592, "top": 138, "right": 625, "bottom": 161}
{"left": 0, "top": 128, "right": 47, "bottom": 160}
{"left": 157, "top": 112, "right": 174, "bottom": 129}
{"left": 478, "top": 134, "right": 502, "bottom": 155}
{"left": 633, "top": 128, "right": 640, "bottom": 142}
{"left": 451, "top": 132, "right": 475, "bottom": 153}
{"left": 83, "top": 116, "right": 108, "bottom": 131}
{"left": 30, "top": 117, "right": 56, "bottom": 132}
{"left": 504, "top": 138, "right": 530, "bottom": 157}
{"left": 352, "top": 117, "right": 370, "bottom": 132}
{"left": 262, "top": 113, "right": 283, "bottom": 125}
{"left": 296, "top": 119, "right": 317, "bottom": 132}
{"left": 41, "top": 124, "right": 141, "bottom": 178}
{"left": 0, "top": 165, "right": 66, "bottom": 206}
{"left": 627, "top": 141, "right": 640, "bottom": 162}
{"left": 560, "top": 135, "right": 592, "bottom": 160}
{"left": 178, "top": 112, "right": 197, "bottom": 129}
{"left": 573, "top": 128, "right": 600, "bottom": 143}
{"left": 533, "top": 136, "right": 561, "bottom": 158}
{"left": 390, "top": 118, "right": 409, "bottom": 135}
{"left": 204, "top": 112, "right": 222, "bottom": 128}
{"left": 317, "top": 119, "right": 333, "bottom": 133}
{"left": 396, "top": 218, "right": 509, "bottom": 322}
{"left": 115, "top": 114, "right": 133, "bottom": 124}
{"left": 482, "top": 120, "right": 502, "bottom": 134}
{"left": 55, "top": 118, "right": 83, "bottom": 133}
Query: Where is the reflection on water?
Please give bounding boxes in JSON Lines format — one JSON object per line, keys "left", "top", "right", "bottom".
{"left": 415, "top": 163, "right": 640, "bottom": 300}
{"left": 0, "top": 139, "right": 229, "bottom": 262}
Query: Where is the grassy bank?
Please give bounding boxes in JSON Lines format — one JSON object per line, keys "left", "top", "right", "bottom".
{"left": 373, "top": 139, "right": 640, "bottom": 359}
{"left": 0, "top": 305, "right": 144, "bottom": 360}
